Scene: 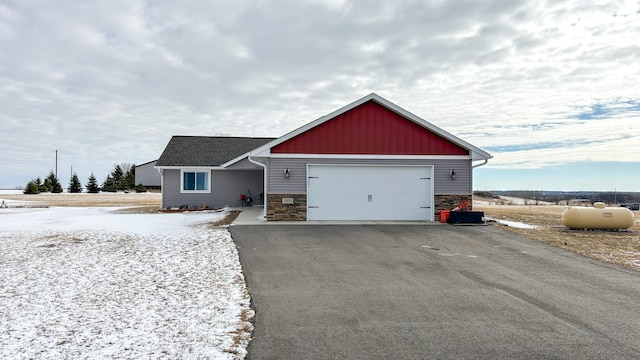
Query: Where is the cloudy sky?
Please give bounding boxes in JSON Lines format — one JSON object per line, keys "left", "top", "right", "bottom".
{"left": 1, "top": 0, "right": 639, "bottom": 191}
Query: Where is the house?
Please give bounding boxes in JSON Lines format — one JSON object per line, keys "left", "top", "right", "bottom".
{"left": 155, "top": 136, "right": 276, "bottom": 209}
{"left": 134, "top": 160, "right": 162, "bottom": 189}
{"left": 156, "top": 93, "right": 492, "bottom": 220}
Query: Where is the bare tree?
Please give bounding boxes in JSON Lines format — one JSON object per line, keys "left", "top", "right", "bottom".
{"left": 119, "top": 162, "right": 134, "bottom": 174}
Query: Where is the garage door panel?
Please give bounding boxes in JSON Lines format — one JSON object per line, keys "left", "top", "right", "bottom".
{"left": 308, "top": 206, "right": 430, "bottom": 221}
{"left": 309, "top": 193, "right": 367, "bottom": 206}
{"left": 310, "top": 192, "right": 427, "bottom": 208}
{"left": 307, "top": 165, "right": 433, "bottom": 221}
{"left": 373, "top": 193, "right": 428, "bottom": 207}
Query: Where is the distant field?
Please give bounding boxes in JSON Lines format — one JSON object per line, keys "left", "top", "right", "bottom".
{"left": 475, "top": 199, "right": 640, "bottom": 271}
{"left": 2, "top": 191, "right": 638, "bottom": 271}
{"left": 0, "top": 191, "right": 161, "bottom": 208}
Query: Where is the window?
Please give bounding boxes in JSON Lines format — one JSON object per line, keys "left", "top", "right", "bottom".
{"left": 181, "top": 170, "right": 210, "bottom": 193}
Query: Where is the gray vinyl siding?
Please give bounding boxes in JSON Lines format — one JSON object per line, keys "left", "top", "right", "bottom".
{"left": 135, "top": 161, "right": 161, "bottom": 187}
{"left": 268, "top": 158, "right": 308, "bottom": 194}
{"left": 226, "top": 157, "right": 263, "bottom": 170}
{"left": 161, "top": 169, "right": 264, "bottom": 209}
{"left": 268, "top": 158, "right": 471, "bottom": 195}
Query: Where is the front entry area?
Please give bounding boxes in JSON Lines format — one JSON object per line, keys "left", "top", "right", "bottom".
{"left": 306, "top": 164, "right": 433, "bottom": 221}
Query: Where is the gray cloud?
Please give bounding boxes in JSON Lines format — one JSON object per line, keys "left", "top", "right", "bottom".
{"left": 1, "top": 0, "right": 639, "bottom": 188}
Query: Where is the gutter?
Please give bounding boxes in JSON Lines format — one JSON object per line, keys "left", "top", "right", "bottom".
{"left": 472, "top": 159, "right": 489, "bottom": 169}
{"left": 247, "top": 154, "right": 268, "bottom": 219}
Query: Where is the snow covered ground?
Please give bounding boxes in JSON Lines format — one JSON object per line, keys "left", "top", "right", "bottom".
{"left": 476, "top": 195, "right": 555, "bottom": 206}
{"left": 487, "top": 218, "right": 539, "bottom": 229}
{"left": 0, "top": 205, "right": 252, "bottom": 359}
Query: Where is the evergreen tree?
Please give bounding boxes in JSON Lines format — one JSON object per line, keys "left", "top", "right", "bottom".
{"left": 31, "top": 176, "right": 46, "bottom": 193}
{"left": 23, "top": 179, "right": 41, "bottom": 194}
{"left": 111, "top": 165, "right": 125, "bottom": 191}
{"left": 46, "top": 170, "right": 63, "bottom": 193}
{"left": 123, "top": 168, "right": 135, "bottom": 191}
{"left": 42, "top": 177, "right": 52, "bottom": 192}
{"left": 68, "top": 173, "right": 83, "bottom": 193}
{"left": 134, "top": 183, "right": 147, "bottom": 193}
{"left": 86, "top": 172, "right": 100, "bottom": 193}
{"left": 102, "top": 175, "right": 117, "bottom": 192}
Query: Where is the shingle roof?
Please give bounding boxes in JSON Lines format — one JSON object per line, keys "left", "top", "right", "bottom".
{"left": 156, "top": 136, "right": 276, "bottom": 167}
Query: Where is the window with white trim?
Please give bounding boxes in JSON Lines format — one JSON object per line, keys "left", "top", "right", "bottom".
{"left": 181, "top": 170, "right": 210, "bottom": 193}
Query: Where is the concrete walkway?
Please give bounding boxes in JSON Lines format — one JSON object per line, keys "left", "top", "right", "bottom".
{"left": 231, "top": 206, "right": 266, "bottom": 225}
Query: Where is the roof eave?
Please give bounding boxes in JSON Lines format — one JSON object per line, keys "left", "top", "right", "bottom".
{"left": 154, "top": 165, "right": 225, "bottom": 170}
{"left": 369, "top": 95, "right": 492, "bottom": 160}
{"left": 220, "top": 152, "right": 251, "bottom": 168}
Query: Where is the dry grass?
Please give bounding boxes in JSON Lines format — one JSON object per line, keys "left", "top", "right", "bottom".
{"left": 2, "top": 192, "right": 161, "bottom": 208}
{"left": 475, "top": 201, "right": 640, "bottom": 271}
{"left": 207, "top": 210, "right": 241, "bottom": 227}
{"left": 225, "top": 308, "right": 255, "bottom": 354}
{"left": 7, "top": 193, "right": 638, "bottom": 271}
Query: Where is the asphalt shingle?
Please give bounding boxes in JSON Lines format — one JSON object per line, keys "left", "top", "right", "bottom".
{"left": 156, "top": 136, "right": 275, "bottom": 167}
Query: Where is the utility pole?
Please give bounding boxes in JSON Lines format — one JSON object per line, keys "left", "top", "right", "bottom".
{"left": 55, "top": 149, "right": 58, "bottom": 178}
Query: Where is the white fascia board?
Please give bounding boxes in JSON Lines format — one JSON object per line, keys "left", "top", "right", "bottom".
{"left": 250, "top": 147, "right": 271, "bottom": 158}
{"left": 470, "top": 151, "right": 494, "bottom": 161}
{"left": 269, "top": 153, "right": 471, "bottom": 160}
{"left": 154, "top": 166, "right": 223, "bottom": 170}
{"left": 220, "top": 152, "right": 250, "bottom": 168}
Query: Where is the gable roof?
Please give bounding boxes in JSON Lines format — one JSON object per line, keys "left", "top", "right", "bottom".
{"left": 156, "top": 136, "right": 276, "bottom": 167}
{"left": 271, "top": 100, "right": 470, "bottom": 155}
{"left": 251, "top": 93, "right": 492, "bottom": 160}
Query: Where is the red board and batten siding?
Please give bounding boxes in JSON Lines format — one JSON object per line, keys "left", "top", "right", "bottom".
{"left": 272, "top": 101, "right": 468, "bottom": 155}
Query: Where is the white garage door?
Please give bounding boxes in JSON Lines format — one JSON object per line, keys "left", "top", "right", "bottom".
{"left": 307, "top": 164, "right": 433, "bottom": 221}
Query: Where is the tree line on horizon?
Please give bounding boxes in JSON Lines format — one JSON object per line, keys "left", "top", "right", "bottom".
{"left": 23, "top": 163, "right": 147, "bottom": 194}
{"left": 474, "top": 190, "right": 640, "bottom": 205}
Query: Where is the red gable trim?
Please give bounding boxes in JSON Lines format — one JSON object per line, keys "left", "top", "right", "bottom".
{"left": 272, "top": 101, "right": 469, "bottom": 155}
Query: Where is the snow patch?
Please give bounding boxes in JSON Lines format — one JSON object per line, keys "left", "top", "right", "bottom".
{"left": 0, "top": 207, "right": 252, "bottom": 359}
{"left": 488, "top": 218, "right": 539, "bottom": 229}
{"left": 0, "top": 190, "right": 24, "bottom": 195}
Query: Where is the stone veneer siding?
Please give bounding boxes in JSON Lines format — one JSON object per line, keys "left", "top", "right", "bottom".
{"left": 267, "top": 194, "right": 307, "bottom": 221}
{"left": 267, "top": 193, "right": 470, "bottom": 221}
{"left": 434, "top": 194, "right": 472, "bottom": 215}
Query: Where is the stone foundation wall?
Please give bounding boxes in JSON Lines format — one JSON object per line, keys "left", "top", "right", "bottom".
{"left": 434, "top": 194, "right": 472, "bottom": 215}
{"left": 267, "top": 194, "right": 307, "bottom": 221}
{"left": 266, "top": 193, "right": 470, "bottom": 220}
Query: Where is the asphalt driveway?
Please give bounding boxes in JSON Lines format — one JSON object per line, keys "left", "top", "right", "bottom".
{"left": 230, "top": 224, "right": 640, "bottom": 359}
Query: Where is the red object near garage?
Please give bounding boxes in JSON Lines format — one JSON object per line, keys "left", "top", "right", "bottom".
{"left": 439, "top": 210, "right": 451, "bottom": 223}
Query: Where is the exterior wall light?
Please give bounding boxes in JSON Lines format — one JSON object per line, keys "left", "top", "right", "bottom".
{"left": 449, "top": 169, "right": 456, "bottom": 180}
{"left": 284, "top": 168, "right": 291, "bottom": 178}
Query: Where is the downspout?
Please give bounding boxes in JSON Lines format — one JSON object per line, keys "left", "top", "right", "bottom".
{"left": 472, "top": 159, "right": 488, "bottom": 169}
{"left": 247, "top": 153, "right": 267, "bottom": 220}
{"left": 155, "top": 167, "right": 164, "bottom": 209}
{"left": 470, "top": 158, "right": 489, "bottom": 203}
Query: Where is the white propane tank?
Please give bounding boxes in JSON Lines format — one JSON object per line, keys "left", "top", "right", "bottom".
{"left": 562, "top": 202, "right": 635, "bottom": 230}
